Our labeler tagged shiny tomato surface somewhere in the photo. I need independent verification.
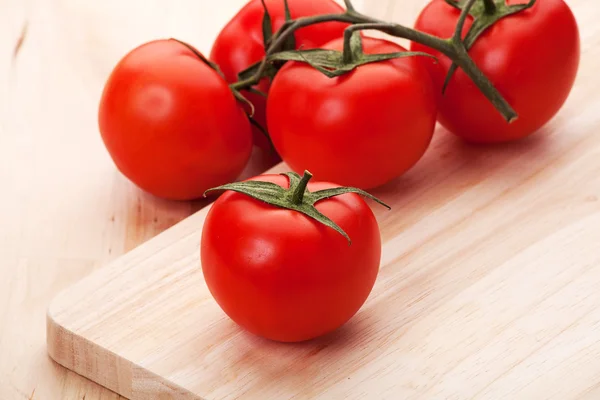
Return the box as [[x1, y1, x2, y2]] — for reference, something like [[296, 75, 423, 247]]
[[99, 39, 252, 200], [267, 37, 437, 189], [201, 174, 382, 342], [412, 0, 580, 143]]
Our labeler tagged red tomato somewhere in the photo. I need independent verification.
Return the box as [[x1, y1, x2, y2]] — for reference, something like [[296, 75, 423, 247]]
[[411, 0, 580, 143], [210, 0, 349, 166], [201, 174, 381, 342], [266, 37, 437, 190], [99, 39, 252, 200]]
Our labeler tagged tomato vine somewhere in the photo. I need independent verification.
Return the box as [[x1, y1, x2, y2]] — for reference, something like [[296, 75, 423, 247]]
[[230, 0, 537, 123]]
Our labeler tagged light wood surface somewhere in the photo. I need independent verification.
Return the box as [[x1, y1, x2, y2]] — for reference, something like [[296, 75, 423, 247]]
[[1, 0, 595, 399], [45, 1, 600, 398], [0, 0, 361, 398]]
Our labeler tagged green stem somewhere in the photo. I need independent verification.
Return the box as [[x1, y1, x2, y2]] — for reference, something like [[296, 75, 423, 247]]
[[483, 0, 497, 14], [352, 9, 515, 121], [349, 12, 455, 52], [344, 22, 432, 63], [342, 25, 371, 64], [445, 0, 517, 121], [342, 27, 354, 64], [450, 42, 517, 121], [230, 13, 356, 91], [453, 0, 475, 41], [343, 0, 356, 12], [231, 2, 518, 122], [291, 171, 313, 204]]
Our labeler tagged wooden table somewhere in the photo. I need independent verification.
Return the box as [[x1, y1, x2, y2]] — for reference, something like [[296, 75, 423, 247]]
[[0, 0, 593, 398], [0, 0, 265, 398], [0, 0, 370, 398]]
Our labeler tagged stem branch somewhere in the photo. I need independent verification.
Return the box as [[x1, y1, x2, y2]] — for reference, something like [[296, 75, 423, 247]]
[[230, 2, 518, 122], [349, 2, 517, 121], [230, 13, 356, 91], [454, 0, 476, 41], [448, 43, 517, 121], [342, 26, 355, 64], [292, 171, 313, 204]]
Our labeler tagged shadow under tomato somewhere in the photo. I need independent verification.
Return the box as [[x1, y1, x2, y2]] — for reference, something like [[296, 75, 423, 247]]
[[446, 125, 555, 159], [368, 124, 555, 210], [231, 311, 366, 349], [120, 176, 195, 251], [216, 311, 378, 390]]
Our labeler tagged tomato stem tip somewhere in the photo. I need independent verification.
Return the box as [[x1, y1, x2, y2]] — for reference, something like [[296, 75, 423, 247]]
[[291, 170, 313, 204]]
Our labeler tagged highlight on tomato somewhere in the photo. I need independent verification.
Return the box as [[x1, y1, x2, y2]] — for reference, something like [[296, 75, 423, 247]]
[[98, 39, 253, 201], [411, 0, 580, 143], [210, 0, 350, 167], [266, 35, 438, 190], [201, 170, 389, 342]]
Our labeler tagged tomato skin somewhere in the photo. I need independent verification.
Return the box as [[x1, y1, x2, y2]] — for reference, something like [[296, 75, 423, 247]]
[[411, 0, 580, 143], [98, 39, 252, 200], [201, 174, 381, 343], [266, 37, 437, 190], [210, 0, 349, 165]]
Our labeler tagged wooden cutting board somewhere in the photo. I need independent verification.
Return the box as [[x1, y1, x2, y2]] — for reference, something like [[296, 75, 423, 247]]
[[47, 14, 600, 400]]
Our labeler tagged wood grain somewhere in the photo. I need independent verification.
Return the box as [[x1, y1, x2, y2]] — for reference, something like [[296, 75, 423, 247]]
[[45, 1, 600, 398], [0, 0, 359, 398], [0, 0, 592, 398]]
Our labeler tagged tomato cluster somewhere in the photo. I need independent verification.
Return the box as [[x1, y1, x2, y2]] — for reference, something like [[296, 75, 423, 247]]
[[98, 0, 579, 342], [210, 0, 350, 165]]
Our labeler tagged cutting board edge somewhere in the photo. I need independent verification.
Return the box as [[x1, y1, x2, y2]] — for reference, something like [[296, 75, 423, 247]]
[[43, 198, 220, 399], [46, 307, 205, 400], [46, 309, 125, 396]]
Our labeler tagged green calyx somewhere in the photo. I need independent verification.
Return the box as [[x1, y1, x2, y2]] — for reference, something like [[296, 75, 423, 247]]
[[260, 0, 296, 55], [204, 171, 390, 245], [267, 31, 436, 78], [236, 0, 295, 85], [443, 0, 536, 92]]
